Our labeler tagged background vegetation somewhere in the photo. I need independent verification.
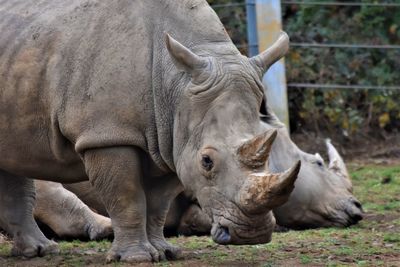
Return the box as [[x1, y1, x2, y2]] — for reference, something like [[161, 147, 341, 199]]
[[208, 0, 400, 140]]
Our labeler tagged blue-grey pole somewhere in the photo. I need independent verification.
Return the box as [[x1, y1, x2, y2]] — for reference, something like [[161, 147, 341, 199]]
[[255, 0, 290, 128], [246, 0, 259, 57]]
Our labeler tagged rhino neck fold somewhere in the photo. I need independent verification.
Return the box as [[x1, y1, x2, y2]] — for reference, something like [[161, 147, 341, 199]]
[[149, 1, 241, 174]]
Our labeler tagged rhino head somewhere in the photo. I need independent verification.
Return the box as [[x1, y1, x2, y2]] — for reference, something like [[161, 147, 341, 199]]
[[167, 32, 300, 245], [269, 124, 363, 229]]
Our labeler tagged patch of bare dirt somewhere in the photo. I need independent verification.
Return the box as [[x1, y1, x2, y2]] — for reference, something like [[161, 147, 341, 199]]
[[364, 212, 400, 233]]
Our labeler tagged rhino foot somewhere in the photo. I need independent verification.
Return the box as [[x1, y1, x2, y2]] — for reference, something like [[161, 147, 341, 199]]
[[86, 215, 113, 240], [11, 234, 59, 258], [106, 242, 160, 263], [150, 238, 182, 261]]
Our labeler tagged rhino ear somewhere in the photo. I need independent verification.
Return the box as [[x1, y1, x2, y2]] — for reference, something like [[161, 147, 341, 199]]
[[165, 33, 209, 75], [315, 153, 324, 164], [250, 31, 289, 76]]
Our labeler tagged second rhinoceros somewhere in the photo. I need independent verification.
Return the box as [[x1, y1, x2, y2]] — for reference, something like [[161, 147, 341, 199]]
[[0, 0, 300, 262]]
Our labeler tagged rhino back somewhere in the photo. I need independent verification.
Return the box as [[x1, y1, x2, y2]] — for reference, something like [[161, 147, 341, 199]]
[[0, 0, 231, 180], [0, 0, 155, 179]]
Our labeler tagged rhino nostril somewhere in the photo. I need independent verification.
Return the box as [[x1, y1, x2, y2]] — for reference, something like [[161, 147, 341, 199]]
[[353, 200, 362, 209], [352, 213, 363, 222]]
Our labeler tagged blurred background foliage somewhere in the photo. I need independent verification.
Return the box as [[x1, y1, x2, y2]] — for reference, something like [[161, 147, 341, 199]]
[[208, 0, 400, 140]]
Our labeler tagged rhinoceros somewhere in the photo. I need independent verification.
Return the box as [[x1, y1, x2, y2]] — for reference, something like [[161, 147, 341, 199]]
[[175, 118, 364, 235], [29, 116, 363, 240], [0, 0, 300, 262]]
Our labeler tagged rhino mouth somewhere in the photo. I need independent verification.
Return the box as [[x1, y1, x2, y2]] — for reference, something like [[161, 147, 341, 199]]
[[308, 205, 363, 228], [209, 209, 275, 245], [211, 223, 231, 244], [198, 188, 276, 245]]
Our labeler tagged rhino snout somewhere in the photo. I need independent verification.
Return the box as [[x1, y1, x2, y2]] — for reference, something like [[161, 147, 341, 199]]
[[211, 224, 231, 244], [344, 198, 363, 225], [210, 210, 275, 245]]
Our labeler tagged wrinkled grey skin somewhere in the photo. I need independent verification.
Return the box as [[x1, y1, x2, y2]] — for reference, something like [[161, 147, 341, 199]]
[[0, 0, 299, 262]]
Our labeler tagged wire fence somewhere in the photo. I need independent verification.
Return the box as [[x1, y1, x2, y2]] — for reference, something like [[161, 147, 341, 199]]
[[209, 1, 400, 134], [209, 1, 400, 91], [281, 1, 400, 7]]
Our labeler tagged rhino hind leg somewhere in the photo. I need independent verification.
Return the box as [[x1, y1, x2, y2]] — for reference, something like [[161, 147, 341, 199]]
[[84, 147, 159, 263], [0, 170, 59, 257], [34, 180, 112, 240], [145, 175, 183, 260]]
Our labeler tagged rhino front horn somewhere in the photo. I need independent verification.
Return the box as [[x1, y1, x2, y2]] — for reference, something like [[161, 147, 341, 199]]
[[238, 160, 301, 214], [165, 33, 209, 75], [250, 31, 289, 75], [237, 129, 277, 168]]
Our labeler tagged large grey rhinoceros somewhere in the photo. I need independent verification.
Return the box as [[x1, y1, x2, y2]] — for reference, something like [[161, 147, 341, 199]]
[[0, 0, 300, 262]]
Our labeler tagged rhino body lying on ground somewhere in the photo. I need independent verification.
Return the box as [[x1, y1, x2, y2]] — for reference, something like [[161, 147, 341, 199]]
[[0, 0, 300, 262], [31, 117, 363, 240]]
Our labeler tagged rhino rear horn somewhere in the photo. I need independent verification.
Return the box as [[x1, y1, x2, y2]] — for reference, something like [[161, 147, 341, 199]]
[[250, 31, 289, 75], [326, 139, 349, 179], [237, 130, 277, 168], [165, 33, 209, 75]]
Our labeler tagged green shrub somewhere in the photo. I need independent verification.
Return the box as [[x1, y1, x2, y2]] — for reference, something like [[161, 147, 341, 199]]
[[208, 1, 400, 137]]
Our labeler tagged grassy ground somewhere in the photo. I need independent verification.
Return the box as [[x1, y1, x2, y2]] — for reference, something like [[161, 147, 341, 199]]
[[0, 163, 399, 266]]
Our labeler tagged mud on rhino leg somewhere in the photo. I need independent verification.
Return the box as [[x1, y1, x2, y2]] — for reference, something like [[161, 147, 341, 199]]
[[34, 180, 112, 240], [145, 175, 183, 260], [0, 170, 59, 257], [84, 147, 159, 263]]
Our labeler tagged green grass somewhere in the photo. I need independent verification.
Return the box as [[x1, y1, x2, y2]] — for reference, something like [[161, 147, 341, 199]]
[[0, 163, 399, 266], [0, 242, 11, 257], [351, 165, 400, 214]]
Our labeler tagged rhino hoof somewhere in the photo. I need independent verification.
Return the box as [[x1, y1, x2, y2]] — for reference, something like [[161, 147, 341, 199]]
[[106, 242, 159, 263], [151, 239, 182, 261], [86, 216, 113, 240], [12, 239, 59, 258]]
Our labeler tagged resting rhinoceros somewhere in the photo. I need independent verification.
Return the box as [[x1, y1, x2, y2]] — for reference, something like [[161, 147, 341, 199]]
[[30, 116, 363, 240], [33, 180, 113, 240], [175, 117, 364, 235], [0, 0, 300, 262]]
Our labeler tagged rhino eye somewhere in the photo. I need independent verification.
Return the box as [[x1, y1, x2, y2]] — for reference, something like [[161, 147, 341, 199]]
[[201, 155, 214, 171], [316, 161, 323, 167]]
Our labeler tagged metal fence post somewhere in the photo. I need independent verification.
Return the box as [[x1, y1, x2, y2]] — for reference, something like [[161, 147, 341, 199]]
[[255, 0, 290, 128], [246, 0, 259, 57]]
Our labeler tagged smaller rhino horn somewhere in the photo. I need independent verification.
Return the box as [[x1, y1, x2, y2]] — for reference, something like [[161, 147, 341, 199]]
[[237, 130, 277, 168]]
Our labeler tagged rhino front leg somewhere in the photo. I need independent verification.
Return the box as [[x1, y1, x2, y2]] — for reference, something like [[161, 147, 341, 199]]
[[145, 175, 183, 260], [84, 147, 159, 263], [0, 170, 59, 257], [34, 180, 112, 240]]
